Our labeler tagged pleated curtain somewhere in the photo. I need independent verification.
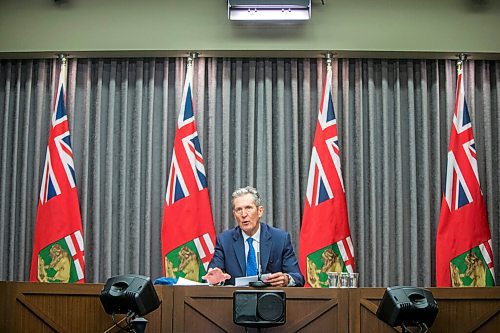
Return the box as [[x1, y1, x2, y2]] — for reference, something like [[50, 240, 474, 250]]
[[0, 57, 498, 287]]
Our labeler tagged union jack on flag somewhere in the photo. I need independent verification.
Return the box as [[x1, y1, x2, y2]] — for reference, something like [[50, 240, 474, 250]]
[[443, 70, 479, 211], [39, 79, 77, 204], [305, 68, 345, 207], [165, 67, 208, 206]]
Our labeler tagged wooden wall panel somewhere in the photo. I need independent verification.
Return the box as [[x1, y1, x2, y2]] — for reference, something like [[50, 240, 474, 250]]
[[1, 282, 499, 333], [0, 281, 172, 333], [172, 286, 349, 333]]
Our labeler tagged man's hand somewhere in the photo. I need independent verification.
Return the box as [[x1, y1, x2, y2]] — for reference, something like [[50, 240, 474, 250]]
[[202, 267, 231, 285], [263, 272, 289, 287]]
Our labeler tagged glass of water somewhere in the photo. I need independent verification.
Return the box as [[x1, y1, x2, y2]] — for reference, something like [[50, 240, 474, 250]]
[[339, 272, 349, 288], [327, 272, 340, 288], [349, 272, 359, 288]]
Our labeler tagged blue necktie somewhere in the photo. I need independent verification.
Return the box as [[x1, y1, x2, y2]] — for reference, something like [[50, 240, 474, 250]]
[[246, 238, 258, 276]]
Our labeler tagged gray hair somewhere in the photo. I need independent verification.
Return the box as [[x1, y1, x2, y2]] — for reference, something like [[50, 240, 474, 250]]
[[231, 186, 262, 209]]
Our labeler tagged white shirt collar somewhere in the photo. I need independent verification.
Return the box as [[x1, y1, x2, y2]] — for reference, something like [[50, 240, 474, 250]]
[[242, 223, 261, 244]]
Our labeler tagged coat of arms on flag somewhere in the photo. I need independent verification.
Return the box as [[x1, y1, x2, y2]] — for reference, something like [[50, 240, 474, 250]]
[[37, 231, 85, 283], [164, 233, 214, 281], [305, 237, 355, 288], [299, 57, 356, 288], [161, 55, 216, 282], [436, 58, 495, 287], [30, 57, 86, 283], [449, 240, 495, 287]]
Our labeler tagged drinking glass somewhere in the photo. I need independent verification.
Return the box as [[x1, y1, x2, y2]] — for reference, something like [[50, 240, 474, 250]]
[[349, 272, 359, 288], [327, 272, 339, 288], [339, 272, 349, 288]]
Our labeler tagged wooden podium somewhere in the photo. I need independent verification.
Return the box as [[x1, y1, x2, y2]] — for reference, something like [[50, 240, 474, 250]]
[[1, 282, 499, 332]]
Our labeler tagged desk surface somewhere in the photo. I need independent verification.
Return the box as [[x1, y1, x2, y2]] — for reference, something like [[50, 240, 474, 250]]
[[1, 282, 499, 333]]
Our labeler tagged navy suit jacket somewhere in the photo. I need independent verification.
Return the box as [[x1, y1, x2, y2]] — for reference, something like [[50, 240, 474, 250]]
[[208, 222, 304, 286]]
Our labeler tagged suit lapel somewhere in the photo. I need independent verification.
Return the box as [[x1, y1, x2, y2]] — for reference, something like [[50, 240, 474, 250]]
[[260, 223, 272, 273], [232, 228, 245, 275]]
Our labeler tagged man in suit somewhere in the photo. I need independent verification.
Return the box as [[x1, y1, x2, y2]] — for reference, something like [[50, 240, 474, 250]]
[[205, 186, 304, 287]]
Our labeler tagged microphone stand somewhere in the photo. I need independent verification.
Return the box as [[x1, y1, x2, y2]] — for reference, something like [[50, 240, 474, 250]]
[[249, 249, 269, 288]]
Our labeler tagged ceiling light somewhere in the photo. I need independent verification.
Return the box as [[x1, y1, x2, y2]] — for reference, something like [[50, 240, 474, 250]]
[[228, 0, 311, 21]]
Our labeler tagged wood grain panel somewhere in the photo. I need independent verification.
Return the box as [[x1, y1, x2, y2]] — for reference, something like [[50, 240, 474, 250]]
[[172, 286, 349, 333], [0, 281, 171, 333], [2, 283, 499, 333]]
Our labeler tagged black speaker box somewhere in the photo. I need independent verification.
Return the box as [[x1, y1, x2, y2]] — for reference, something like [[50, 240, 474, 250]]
[[376, 286, 438, 328], [233, 290, 286, 328], [100, 274, 160, 317]]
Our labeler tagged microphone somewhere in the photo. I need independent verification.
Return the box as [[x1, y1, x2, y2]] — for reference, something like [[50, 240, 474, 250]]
[[249, 249, 269, 288], [257, 249, 262, 278]]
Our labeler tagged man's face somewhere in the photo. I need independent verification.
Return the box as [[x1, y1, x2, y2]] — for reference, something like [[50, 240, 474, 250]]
[[233, 193, 264, 237]]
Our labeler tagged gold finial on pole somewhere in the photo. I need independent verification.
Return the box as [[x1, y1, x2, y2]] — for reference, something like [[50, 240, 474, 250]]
[[188, 52, 199, 67], [456, 53, 468, 71], [57, 53, 68, 66], [325, 52, 334, 69]]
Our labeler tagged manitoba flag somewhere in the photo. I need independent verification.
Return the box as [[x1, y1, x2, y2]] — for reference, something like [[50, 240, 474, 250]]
[[436, 64, 495, 287], [30, 59, 85, 283], [161, 60, 216, 282], [299, 64, 355, 288]]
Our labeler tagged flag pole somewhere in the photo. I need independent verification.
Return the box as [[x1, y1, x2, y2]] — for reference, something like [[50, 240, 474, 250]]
[[56, 53, 68, 88], [57, 53, 68, 65], [188, 52, 199, 68], [456, 53, 468, 71], [324, 51, 333, 70], [324, 52, 334, 94], [186, 52, 198, 87]]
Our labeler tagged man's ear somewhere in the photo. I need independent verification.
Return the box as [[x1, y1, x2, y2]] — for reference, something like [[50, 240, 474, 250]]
[[258, 205, 264, 217]]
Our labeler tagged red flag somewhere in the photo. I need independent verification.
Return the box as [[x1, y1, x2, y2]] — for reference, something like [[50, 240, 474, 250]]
[[30, 60, 85, 283], [161, 62, 216, 282], [436, 64, 495, 287], [299, 65, 355, 288]]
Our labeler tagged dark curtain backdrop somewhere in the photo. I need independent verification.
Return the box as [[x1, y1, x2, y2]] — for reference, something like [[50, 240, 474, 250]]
[[0, 57, 498, 287]]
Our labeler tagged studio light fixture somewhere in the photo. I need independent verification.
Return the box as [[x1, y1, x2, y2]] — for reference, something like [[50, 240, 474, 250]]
[[100, 274, 161, 333], [228, 0, 311, 21], [376, 286, 439, 333]]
